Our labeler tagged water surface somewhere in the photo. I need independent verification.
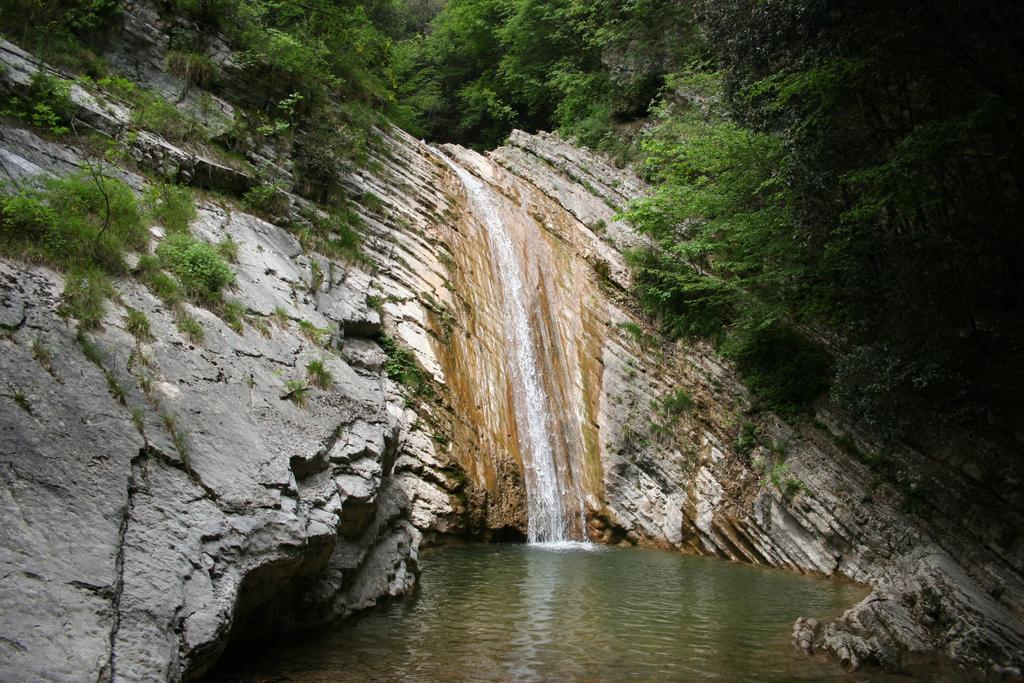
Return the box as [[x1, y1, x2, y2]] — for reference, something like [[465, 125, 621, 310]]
[[213, 544, 968, 682]]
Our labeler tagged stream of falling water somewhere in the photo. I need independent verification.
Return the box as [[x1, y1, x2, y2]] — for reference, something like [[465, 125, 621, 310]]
[[436, 149, 585, 544]]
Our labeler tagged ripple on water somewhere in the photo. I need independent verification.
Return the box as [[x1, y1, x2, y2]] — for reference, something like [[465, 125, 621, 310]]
[[210, 544, 974, 683]]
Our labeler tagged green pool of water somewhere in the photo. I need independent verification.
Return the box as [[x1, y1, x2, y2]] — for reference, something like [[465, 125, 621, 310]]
[[212, 543, 965, 682]]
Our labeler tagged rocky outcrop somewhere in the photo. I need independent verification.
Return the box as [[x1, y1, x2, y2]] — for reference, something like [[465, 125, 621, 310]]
[[1, 24, 460, 679]]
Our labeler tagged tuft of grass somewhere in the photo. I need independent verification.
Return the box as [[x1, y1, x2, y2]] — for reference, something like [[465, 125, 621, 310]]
[[221, 299, 246, 334], [165, 50, 217, 88], [216, 237, 239, 263], [130, 406, 145, 435], [139, 374, 159, 408], [145, 183, 196, 234], [308, 258, 323, 292], [175, 311, 205, 344], [617, 321, 648, 346], [654, 389, 694, 417], [282, 378, 310, 407], [249, 315, 272, 338], [31, 337, 54, 375], [161, 412, 190, 467], [75, 329, 104, 366], [104, 370, 126, 405], [123, 306, 153, 344], [127, 347, 154, 370], [272, 306, 290, 328], [298, 319, 329, 346], [305, 358, 333, 390], [58, 268, 112, 330], [294, 206, 364, 263], [7, 389, 32, 414]]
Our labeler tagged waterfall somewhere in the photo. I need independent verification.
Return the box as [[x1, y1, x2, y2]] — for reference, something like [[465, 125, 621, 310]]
[[436, 150, 585, 544]]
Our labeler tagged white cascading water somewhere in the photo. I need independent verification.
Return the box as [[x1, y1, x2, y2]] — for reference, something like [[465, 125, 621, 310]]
[[437, 150, 582, 544]]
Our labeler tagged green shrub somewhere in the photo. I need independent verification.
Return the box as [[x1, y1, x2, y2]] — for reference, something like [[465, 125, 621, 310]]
[[242, 184, 289, 218], [175, 311, 205, 344], [1, 171, 146, 275], [380, 335, 431, 398], [735, 420, 760, 457], [625, 248, 738, 340], [723, 321, 830, 416], [654, 389, 694, 418], [768, 462, 805, 500], [145, 183, 196, 234], [157, 233, 234, 303], [165, 50, 217, 88], [305, 358, 332, 390], [131, 92, 206, 143], [57, 267, 111, 330], [124, 306, 153, 343], [1, 71, 76, 135]]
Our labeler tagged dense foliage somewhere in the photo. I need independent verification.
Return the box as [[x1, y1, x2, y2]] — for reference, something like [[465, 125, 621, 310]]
[[394, 0, 697, 147]]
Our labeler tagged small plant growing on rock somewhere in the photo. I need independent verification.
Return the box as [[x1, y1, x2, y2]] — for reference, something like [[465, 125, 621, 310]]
[[165, 50, 217, 88], [31, 337, 54, 375], [767, 462, 805, 501], [305, 359, 332, 390], [242, 183, 289, 218], [272, 306, 290, 328], [124, 306, 153, 344], [217, 237, 239, 263], [130, 406, 145, 435], [6, 389, 32, 414], [249, 315, 272, 338], [58, 268, 112, 331], [105, 370, 126, 405], [379, 335, 432, 399], [298, 320, 328, 346], [161, 412, 190, 468], [735, 420, 760, 457], [175, 312, 205, 344], [308, 258, 323, 292], [282, 379, 310, 407], [221, 299, 246, 335]]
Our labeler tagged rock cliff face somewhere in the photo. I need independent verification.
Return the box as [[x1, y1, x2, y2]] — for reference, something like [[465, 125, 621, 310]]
[[1, 3, 1023, 680]]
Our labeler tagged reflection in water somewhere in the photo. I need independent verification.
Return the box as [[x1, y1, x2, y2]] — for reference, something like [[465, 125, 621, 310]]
[[210, 544, 968, 682]]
